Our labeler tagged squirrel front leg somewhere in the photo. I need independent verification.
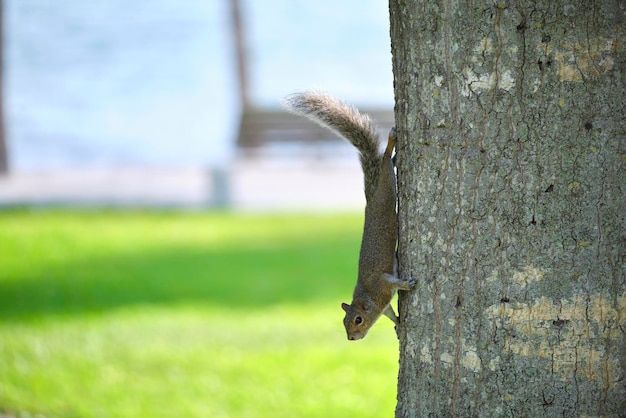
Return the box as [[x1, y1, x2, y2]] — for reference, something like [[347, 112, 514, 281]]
[[381, 274, 418, 324], [383, 304, 400, 325]]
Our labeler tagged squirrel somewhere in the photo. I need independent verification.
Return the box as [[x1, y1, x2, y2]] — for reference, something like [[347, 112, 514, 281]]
[[284, 91, 416, 340]]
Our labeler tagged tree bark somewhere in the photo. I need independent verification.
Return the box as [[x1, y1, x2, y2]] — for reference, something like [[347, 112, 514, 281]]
[[390, 1, 625, 416]]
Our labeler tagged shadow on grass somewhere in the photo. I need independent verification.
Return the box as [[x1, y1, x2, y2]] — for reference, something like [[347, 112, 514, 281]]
[[0, 240, 358, 320]]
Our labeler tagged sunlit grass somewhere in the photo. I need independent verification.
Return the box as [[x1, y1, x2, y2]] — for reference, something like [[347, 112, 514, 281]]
[[0, 210, 399, 417]]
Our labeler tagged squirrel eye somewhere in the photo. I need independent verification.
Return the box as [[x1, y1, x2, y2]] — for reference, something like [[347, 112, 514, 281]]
[[355, 316, 362, 325]]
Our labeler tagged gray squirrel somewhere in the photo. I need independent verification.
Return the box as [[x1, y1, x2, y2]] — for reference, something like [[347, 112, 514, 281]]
[[284, 91, 416, 340]]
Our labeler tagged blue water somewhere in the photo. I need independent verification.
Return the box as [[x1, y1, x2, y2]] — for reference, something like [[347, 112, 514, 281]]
[[6, 0, 392, 169]]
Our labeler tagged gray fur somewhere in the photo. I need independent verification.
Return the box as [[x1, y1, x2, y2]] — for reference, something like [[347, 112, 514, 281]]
[[284, 91, 382, 201]]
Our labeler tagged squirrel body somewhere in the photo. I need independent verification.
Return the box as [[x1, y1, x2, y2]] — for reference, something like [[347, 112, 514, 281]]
[[284, 91, 416, 340]]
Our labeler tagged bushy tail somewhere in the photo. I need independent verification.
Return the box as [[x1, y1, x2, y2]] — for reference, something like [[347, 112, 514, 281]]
[[284, 91, 382, 201]]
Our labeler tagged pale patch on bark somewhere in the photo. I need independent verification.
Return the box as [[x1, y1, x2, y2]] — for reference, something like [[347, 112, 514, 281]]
[[471, 37, 493, 59], [487, 266, 545, 288], [536, 37, 618, 82], [460, 349, 481, 373], [461, 36, 517, 96], [486, 293, 626, 389], [512, 266, 545, 288], [462, 68, 516, 97], [420, 337, 481, 373]]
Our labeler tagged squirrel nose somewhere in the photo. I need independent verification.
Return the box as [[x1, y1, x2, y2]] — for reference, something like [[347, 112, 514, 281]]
[[348, 335, 355, 340]]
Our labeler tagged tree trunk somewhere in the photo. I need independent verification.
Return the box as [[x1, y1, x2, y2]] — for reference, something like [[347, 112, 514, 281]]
[[390, 1, 625, 416]]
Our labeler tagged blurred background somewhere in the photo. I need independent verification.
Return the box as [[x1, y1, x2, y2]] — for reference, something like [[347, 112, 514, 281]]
[[0, 2, 402, 417], [0, 0, 394, 210]]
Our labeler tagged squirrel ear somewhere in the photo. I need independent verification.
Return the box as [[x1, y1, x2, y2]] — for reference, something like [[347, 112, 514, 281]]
[[341, 302, 350, 312]]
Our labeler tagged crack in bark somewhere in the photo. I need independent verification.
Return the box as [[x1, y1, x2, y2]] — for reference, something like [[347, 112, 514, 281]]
[[450, 156, 466, 417]]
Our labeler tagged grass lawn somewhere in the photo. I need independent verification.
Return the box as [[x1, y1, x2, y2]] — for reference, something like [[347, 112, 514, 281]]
[[0, 210, 400, 417]]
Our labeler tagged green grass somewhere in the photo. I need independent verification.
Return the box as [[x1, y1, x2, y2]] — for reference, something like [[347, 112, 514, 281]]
[[0, 210, 400, 417]]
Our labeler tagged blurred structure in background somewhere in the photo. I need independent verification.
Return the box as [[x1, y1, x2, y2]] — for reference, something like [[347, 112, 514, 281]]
[[233, 105, 393, 211], [0, 0, 8, 176], [0, 0, 392, 210], [230, 0, 393, 211]]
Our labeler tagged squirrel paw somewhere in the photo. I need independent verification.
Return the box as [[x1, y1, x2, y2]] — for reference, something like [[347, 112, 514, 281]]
[[405, 277, 417, 289]]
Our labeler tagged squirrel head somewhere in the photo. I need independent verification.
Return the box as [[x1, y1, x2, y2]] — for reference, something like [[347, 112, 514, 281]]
[[341, 299, 377, 340]]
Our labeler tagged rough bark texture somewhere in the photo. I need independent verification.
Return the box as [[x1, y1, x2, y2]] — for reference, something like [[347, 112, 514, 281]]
[[390, 1, 625, 416]]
